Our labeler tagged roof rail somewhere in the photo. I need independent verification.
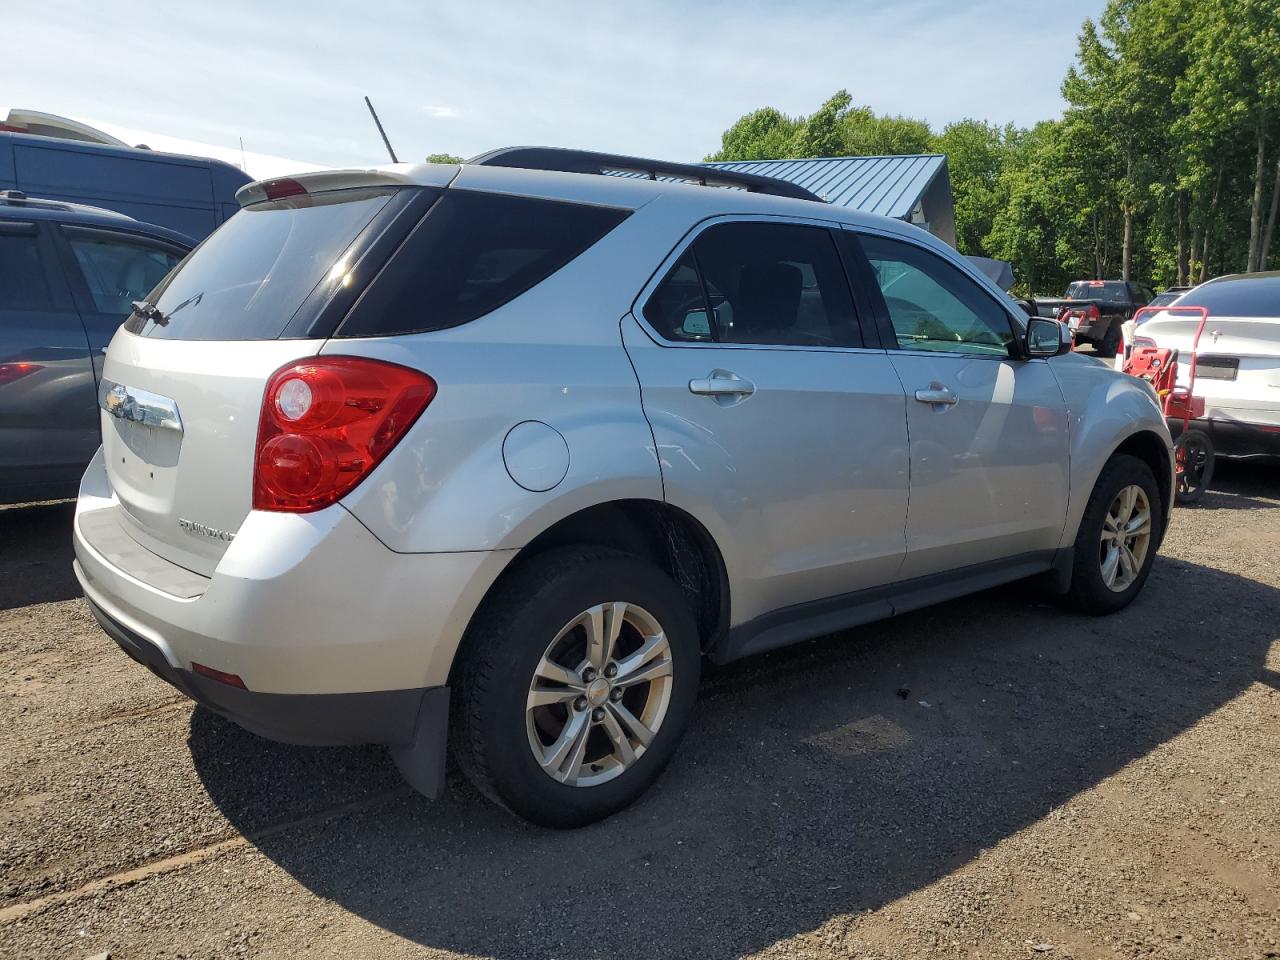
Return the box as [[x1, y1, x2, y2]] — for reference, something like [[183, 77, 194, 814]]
[[0, 190, 72, 211], [468, 146, 826, 203]]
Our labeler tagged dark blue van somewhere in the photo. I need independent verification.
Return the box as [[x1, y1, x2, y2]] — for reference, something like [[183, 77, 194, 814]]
[[0, 131, 251, 242]]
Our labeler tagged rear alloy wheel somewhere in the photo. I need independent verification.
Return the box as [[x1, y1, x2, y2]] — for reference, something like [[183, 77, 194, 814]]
[[526, 602, 674, 786], [453, 546, 699, 827]]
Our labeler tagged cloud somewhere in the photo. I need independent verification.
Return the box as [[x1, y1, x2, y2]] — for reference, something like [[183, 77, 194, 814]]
[[421, 105, 458, 119]]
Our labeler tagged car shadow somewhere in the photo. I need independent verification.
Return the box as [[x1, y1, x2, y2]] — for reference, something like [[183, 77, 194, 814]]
[[0, 501, 81, 610], [1196, 459, 1278, 511], [190, 554, 1278, 960]]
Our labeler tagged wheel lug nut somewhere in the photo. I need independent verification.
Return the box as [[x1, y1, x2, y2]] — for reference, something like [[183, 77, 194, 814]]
[[582, 667, 597, 682], [574, 696, 588, 711], [592, 707, 605, 722], [610, 687, 624, 701]]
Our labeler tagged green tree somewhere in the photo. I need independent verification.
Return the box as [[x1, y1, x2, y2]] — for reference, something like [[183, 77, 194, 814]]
[[1179, 0, 1280, 272], [705, 107, 801, 161], [426, 152, 465, 164], [931, 119, 1005, 256]]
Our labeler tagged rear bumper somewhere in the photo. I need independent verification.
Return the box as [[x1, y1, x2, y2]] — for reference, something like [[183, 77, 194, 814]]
[[85, 594, 451, 796], [73, 449, 512, 698], [1170, 417, 1280, 460], [85, 593, 442, 747]]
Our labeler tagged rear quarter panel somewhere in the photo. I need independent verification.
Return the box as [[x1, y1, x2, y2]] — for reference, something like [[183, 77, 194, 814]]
[[1049, 352, 1174, 547], [332, 205, 684, 554]]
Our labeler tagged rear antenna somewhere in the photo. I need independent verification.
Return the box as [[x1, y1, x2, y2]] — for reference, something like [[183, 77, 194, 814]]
[[364, 96, 399, 163]]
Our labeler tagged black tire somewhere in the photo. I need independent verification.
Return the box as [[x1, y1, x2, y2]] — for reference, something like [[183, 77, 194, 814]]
[[1098, 322, 1122, 358], [1174, 429, 1214, 505], [451, 546, 700, 828], [1062, 454, 1163, 615]]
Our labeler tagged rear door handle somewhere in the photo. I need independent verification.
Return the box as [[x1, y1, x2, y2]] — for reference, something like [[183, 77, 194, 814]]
[[913, 383, 958, 406], [689, 370, 755, 398]]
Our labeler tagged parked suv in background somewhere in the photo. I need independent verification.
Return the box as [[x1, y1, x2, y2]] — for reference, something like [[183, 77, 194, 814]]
[[73, 149, 1174, 827], [1, 191, 191, 503]]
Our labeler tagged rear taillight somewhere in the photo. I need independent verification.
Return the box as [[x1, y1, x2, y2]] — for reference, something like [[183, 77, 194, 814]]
[[1085, 303, 1101, 320], [253, 357, 436, 512]]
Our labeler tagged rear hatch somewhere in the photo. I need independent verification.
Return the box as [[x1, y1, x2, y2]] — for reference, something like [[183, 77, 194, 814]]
[[1141, 315, 1280, 415], [98, 172, 447, 576]]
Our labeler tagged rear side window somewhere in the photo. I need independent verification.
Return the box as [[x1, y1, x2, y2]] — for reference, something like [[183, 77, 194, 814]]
[[63, 228, 185, 316], [0, 229, 52, 311], [338, 191, 630, 337], [1175, 276, 1280, 317], [126, 187, 396, 340], [644, 221, 861, 348]]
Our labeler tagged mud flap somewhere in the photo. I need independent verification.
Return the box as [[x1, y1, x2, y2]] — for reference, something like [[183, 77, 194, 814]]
[[389, 686, 451, 799]]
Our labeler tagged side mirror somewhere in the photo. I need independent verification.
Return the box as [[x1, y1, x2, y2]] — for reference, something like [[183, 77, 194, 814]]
[[1026, 316, 1071, 357], [680, 309, 713, 339]]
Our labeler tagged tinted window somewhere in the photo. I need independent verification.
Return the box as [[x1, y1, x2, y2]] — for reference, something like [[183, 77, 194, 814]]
[[1066, 280, 1130, 303], [645, 222, 860, 347], [0, 230, 52, 311], [643, 250, 717, 342], [127, 187, 397, 340], [64, 228, 184, 316], [339, 191, 630, 337], [1175, 276, 1280, 317], [857, 234, 1014, 356]]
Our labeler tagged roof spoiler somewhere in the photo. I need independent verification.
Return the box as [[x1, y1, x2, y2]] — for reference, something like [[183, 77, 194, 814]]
[[468, 146, 826, 203], [235, 165, 458, 207]]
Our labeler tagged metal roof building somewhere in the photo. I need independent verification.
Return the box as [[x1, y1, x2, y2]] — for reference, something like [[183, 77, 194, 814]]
[[701, 154, 955, 247]]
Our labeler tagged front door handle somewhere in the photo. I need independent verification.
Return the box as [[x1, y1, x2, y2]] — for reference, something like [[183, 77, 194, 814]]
[[914, 382, 958, 406], [689, 370, 755, 399]]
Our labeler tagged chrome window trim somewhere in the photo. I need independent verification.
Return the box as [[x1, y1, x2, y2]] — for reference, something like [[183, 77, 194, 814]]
[[630, 213, 885, 355]]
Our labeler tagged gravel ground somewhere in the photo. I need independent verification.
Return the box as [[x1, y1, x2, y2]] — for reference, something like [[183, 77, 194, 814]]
[[1, 462, 1277, 960]]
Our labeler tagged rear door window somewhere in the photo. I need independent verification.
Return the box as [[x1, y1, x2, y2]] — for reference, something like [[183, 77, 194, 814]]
[[643, 221, 862, 348], [62, 227, 185, 317], [338, 190, 630, 337], [126, 187, 399, 340]]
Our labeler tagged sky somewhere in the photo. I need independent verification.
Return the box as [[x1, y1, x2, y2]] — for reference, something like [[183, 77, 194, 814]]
[[6, 0, 1102, 171]]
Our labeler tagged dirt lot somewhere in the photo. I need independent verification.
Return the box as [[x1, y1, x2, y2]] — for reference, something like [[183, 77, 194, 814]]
[[1, 464, 1278, 960]]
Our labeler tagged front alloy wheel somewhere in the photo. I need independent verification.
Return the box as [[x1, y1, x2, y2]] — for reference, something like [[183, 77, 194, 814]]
[[1099, 484, 1152, 592], [527, 602, 673, 787]]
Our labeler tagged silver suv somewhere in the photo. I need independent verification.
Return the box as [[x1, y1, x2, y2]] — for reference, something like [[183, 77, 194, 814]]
[[73, 148, 1174, 827]]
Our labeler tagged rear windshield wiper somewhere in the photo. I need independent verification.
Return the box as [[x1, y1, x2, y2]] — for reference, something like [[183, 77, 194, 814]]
[[131, 299, 169, 326], [131, 292, 202, 328]]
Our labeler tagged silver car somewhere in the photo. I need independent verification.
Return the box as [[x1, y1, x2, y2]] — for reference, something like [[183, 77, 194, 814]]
[[72, 148, 1174, 827]]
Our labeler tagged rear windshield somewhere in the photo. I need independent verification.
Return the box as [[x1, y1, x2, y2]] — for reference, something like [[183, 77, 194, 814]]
[[1066, 281, 1129, 303], [336, 190, 630, 337], [125, 187, 396, 340], [1174, 276, 1280, 318]]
